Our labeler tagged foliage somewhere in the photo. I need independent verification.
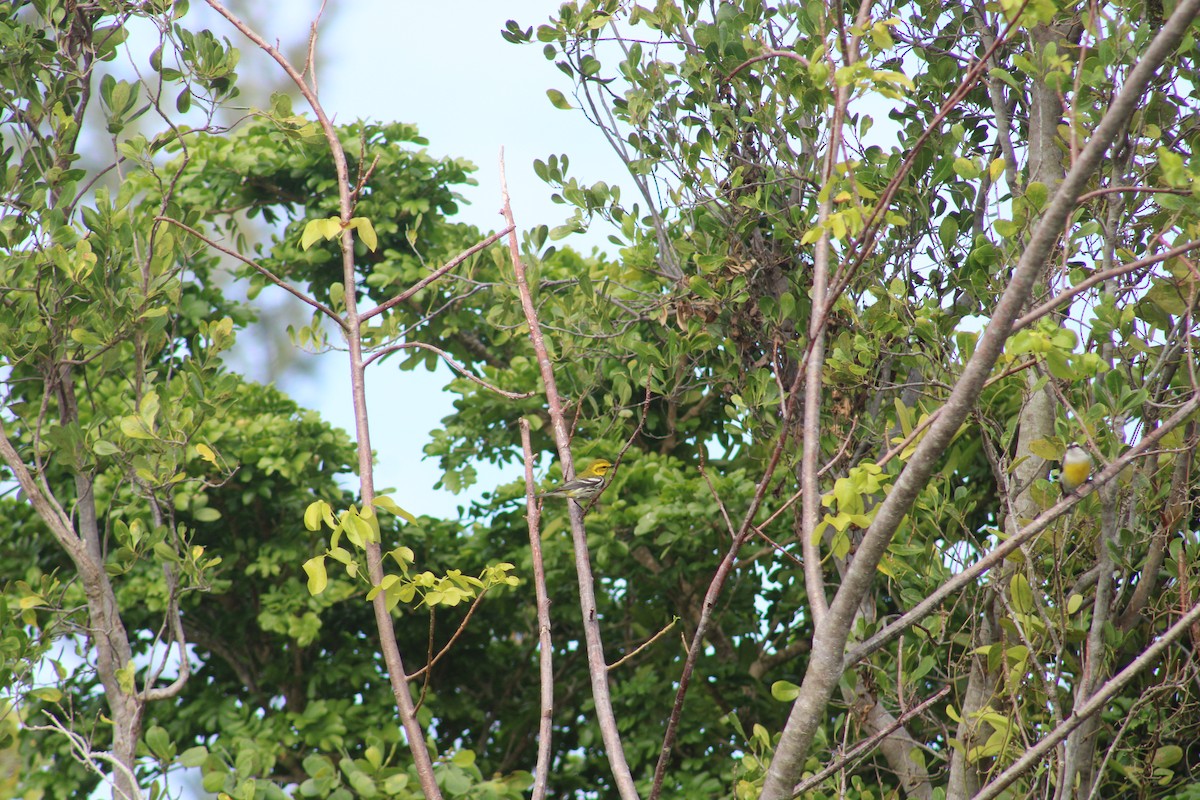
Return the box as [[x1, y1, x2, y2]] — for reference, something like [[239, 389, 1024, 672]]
[[3, 0, 1200, 799], [0, 2, 511, 798], [480, 0, 1200, 796]]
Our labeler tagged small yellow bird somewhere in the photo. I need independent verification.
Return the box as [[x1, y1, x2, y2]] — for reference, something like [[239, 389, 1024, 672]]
[[536, 459, 613, 502], [1060, 443, 1094, 494]]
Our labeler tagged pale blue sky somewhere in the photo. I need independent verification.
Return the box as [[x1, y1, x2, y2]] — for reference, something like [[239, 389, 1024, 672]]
[[276, 1, 629, 517]]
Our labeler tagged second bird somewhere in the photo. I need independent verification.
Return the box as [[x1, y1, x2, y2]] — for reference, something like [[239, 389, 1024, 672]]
[[1060, 444, 1094, 494]]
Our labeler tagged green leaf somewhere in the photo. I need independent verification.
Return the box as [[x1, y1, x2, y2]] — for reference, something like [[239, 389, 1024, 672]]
[[180, 746, 209, 768], [938, 216, 958, 252], [382, 774, 410, 793], [373, 495, 417, 524], [771, 680, 800, 702], [1044, 349, 1072, 380], [303, 556, 328, 595], [145, 725, 174, 760], [349, 217, 378, 251], [1009, 573, 1034, 614], [546, 88, 573, 110], [192, 507, 221, 522], [1024, 181, 1048, 210], [120, 416, 155, 440], [1154, 745, 1183, 768]]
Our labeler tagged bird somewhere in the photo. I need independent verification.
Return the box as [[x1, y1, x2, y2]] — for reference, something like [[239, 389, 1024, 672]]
[[1060, 443, 1094, 494], [535, 458, 613, 503]]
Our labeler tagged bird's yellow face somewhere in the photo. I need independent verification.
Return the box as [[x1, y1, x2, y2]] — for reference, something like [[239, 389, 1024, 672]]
[[582, 458, 613, 478]]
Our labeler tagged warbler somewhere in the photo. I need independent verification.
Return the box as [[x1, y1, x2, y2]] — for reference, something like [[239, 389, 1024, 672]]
[[1060, 443, 1094, 494], [536, 458, 613, 502]]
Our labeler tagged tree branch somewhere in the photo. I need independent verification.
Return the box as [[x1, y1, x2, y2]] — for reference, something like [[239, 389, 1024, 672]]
[[758, 2, 1200, 793], [500, 151, 640, 800], [976, 599, 1200, 800], [156, 216, 347, 331]]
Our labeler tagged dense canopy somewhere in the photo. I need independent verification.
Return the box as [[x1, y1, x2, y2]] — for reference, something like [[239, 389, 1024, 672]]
[[2, 1, 1200, 799]]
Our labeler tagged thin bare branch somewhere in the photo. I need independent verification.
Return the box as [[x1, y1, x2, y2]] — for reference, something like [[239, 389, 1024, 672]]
[[362, 341, 535, 399], [156, 216, 347, 331], [1014, 238, 1200, 331], [976, 599, 1200, 800], [500, 150, 640, 800], [844, 390, 1200, 668], [608, 618, 679, 671], [519, 419, 555, 800], [406, 588, 492, 680], [791, 686, 951, 796], [361, 226, 513, 321]]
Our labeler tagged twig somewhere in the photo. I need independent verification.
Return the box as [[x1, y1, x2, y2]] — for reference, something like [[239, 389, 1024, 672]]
[[362, 341, 535, 399], [975, 599, 1200, 800], [1013, 238, 1200, 331], [361, 226, 513, 321], [414, 608, 436, 712], [697, 446, 737, 539], [1074, 185, 1189, 204], [500, 150, 640, 800], [302, 0, 328, 89], [790, 686, 950, 796], [406, 588, 492, 681], [28, 713, 144, 800], [156, 216, 347, 331], [608, 618, 678, 671], [726, 48, 811, 80], [519, 419, 555, 800]]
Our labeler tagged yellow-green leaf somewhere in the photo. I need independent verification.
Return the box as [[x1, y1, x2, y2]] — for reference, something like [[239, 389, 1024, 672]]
[[953, 157, 980, 179], [303, 556, 328, 595], [373, 495, 418, 524], [350, 217, 378, 251], [31, 687, 63, 703], [1067, 593, 1084, 615], [120, 416, 155, 440], [303, 501, 326, 532], [388, 546, 415, 568], [18, 593, 44, 610], [771, 680, 800, 701], [297, 220, 321, 251], [546, 88, 572, 110], [301, 217, 339, 250]]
